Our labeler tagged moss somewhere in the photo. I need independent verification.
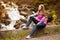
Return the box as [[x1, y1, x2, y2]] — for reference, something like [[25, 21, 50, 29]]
[[1, 31, 30, 40], [0, 31, 29, 40], [0, 37, 2, 40]]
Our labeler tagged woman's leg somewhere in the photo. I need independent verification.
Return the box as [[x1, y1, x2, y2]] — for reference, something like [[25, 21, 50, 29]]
[[26, 16, 38, 27], [30, 23, 46, 36]]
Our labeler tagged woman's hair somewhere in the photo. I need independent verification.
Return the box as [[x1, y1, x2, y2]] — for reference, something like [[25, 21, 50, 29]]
[[38, 4, 47, 16], [38, 4, 45, 11]]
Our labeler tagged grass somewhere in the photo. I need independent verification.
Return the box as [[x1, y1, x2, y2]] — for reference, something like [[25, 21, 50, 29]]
[[0, 30, 30, 40]]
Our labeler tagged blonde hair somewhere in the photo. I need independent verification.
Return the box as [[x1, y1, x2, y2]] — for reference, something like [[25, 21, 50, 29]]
[[38, 4, 45, 11], [38, 4, 47, 16]]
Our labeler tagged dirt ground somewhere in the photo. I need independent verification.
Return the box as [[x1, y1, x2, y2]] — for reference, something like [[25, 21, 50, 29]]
[[16, 33, 60, 40]]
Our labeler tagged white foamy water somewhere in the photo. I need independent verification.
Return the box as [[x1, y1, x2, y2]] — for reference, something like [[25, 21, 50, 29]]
[[0, 2, 25, 30]]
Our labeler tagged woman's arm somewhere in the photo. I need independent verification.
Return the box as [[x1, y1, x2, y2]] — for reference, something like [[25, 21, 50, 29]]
[[37, 16, 46, 24], [27, 12, 38, 21], [29, 11, 38, 17]]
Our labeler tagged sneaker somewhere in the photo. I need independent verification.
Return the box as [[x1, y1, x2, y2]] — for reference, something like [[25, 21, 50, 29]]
[[22, 25, 29, 30], [20, 23, 26, 28], [26, 35, 31, 39]]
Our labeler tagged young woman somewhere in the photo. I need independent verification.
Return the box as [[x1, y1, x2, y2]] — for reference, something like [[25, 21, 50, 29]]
[[22, 4, 48, 39]]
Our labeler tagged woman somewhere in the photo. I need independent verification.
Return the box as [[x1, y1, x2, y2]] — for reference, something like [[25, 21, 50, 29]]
[[22, 4, 48, 39]]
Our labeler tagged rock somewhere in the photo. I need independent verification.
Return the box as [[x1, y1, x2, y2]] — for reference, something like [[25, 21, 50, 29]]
[[14, 20, 24, 29], [0, 24, 2, 29], [14, 18, 27, 29], [20, 11, 28, 16], [1, 19, 11, 26], [20, 19, 27, 23]]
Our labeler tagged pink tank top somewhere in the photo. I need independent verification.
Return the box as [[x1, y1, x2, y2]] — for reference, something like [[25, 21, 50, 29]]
[[37, 14, 47, 24]]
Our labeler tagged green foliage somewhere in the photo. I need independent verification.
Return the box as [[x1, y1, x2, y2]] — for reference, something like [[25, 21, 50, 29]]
[[47, 9, 59, 24], [52, 10, 57, 20]]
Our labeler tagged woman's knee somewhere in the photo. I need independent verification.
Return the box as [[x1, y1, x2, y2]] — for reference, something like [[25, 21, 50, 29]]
[[30, 16, 34, 19], [36, 23, 40, 26]]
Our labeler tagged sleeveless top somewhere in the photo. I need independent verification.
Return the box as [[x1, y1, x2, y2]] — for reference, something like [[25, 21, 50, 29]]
[[37, 14, 47, 24]]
